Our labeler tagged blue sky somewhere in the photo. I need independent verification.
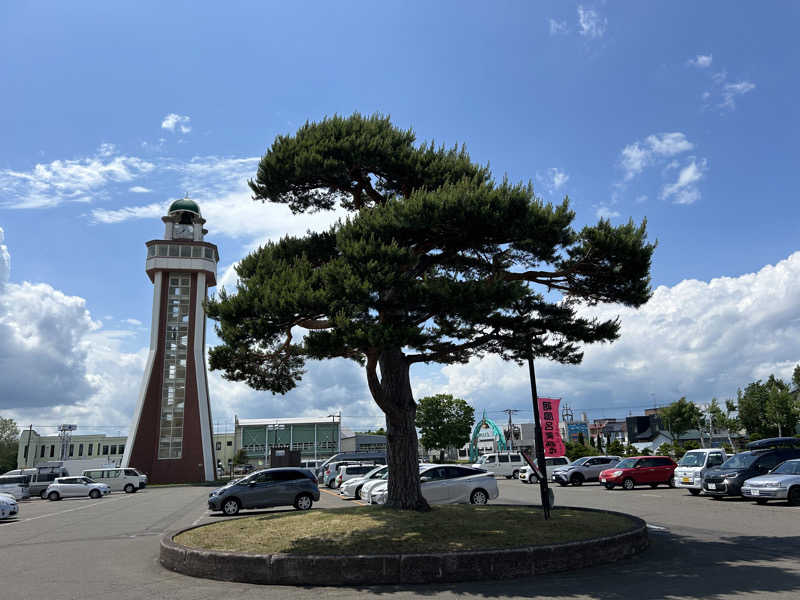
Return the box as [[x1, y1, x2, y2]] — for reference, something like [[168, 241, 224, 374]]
[[1, 2, 799, 436]]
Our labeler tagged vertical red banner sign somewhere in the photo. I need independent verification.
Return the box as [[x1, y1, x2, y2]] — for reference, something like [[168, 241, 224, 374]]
[[537, 397, 565, 457]]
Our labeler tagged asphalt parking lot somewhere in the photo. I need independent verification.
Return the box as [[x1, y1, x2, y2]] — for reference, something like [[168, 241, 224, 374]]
[[1, 480, 799, 599]]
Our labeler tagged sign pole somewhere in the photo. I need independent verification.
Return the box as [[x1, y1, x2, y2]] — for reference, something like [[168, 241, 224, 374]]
[[527, 344, 552, 520]]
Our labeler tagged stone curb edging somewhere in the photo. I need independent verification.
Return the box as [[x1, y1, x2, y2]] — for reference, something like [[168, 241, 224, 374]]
[[160, 508, 648, 586]]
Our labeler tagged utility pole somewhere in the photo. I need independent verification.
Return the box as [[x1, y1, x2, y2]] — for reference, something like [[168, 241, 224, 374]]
[[24, 424, 33, 467], [501, 409, 520, 452]]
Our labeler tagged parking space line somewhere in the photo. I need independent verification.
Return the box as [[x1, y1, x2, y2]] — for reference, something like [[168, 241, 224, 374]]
[[0, 495, 128, 526], [320, 487, 367, 506]]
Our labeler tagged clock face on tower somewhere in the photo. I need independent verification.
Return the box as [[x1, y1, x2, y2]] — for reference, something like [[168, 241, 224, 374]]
[[174, 224, 194, 239]]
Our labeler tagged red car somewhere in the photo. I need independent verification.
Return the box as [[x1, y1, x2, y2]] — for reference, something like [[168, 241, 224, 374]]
[[599, 456, 677, 490]]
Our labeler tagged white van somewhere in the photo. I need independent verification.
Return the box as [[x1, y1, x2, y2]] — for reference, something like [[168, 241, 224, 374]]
[[82, 468, 144, 493], [472, 453, 525, 478], [674, 448, 727, 495], [0, 475, 31, 500]]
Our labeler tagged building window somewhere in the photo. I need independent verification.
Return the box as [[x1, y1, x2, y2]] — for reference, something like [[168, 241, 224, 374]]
[[69, 444, 74, 457], [204, 248, 212, 259], [157, 245, 167, 257], [168, 245, 179, 257], [40, 446, 45, 458], [118, 444, 124, 454], [110, 445, 117, 455], [180, 245, 191, 257], [215, 441, 221, 451], [159, 272, 190, 460], [226, 440, 232, 447], [148, 246, 156, 257], [191, 246, 202, 258], [103, 445, 109, 455], [88, 443, 93, 456], [78, 444, 84, 457], [50, 445, 55, 457]]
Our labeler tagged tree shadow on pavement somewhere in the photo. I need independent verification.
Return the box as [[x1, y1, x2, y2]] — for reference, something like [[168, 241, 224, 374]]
[[349, 530, 800, 599]]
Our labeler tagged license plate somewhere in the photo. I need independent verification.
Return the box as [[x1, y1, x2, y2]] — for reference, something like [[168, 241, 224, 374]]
[[707, 483, 716, 490], [751, 489, 759, 496], [681, 477, 691, 483], [600, 477, 606, 482]]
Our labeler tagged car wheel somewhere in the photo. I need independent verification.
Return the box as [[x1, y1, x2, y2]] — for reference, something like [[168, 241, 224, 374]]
[[622, 478, 635, 491], [222, 498, 241, 516], [668, 477, 676, 488], [354, 485, 363, 498], [124, 483, 136, 494], [604, 484, 615, 490], [48, 491, 60, 501], [294, 493, 313, 510], [512, 470, 520, 479], [89, 489, 101, 499], [788, 486, 800, 507], [40, 490, 48, 500], [470, 489, 489, 504], [570, 474, 584, 486], [689, 489, 701, 496], [755, 499, 768, 505]]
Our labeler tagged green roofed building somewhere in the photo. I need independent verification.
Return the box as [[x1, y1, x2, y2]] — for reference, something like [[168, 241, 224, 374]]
[[235, 416, 343, 466]]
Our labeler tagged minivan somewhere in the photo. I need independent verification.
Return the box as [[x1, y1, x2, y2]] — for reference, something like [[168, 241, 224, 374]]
[[471, 453, 525, 478], [82, 468, 144, 493], [0, 475, 31, 500], [674, 448, 727, 495]]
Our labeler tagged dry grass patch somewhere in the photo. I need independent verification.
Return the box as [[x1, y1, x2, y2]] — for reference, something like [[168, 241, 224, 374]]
[[176, 506, 635, 556]]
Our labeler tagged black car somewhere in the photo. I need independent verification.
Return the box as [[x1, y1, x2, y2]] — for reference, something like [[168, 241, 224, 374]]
[[702, 438, 800, 499]]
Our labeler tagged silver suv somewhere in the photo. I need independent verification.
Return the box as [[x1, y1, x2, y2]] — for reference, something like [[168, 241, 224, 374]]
[[552, 456, 621, 486]]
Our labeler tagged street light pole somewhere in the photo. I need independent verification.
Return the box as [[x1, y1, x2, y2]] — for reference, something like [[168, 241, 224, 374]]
[[527, 343, 552, 520]]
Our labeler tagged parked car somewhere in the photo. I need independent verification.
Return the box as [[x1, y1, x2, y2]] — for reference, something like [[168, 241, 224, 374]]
[[334, 464, 380, 490], [674, 448, 727, 496], [552, 456, 621, 486], [4, 462, 69, 499], [0, 474, 32, 500], [702, 438, 800, 499], [359, 470, 391, 501], [339, 465, 388, 498], [519, 456, 571, 483], [0, 493, 19, 519], [45, 477, 111, 501], [599, 456, 677, 490], [315, 451, 386, 483], [472, 453, 525, 478], [207, 467, 320, 516], [370, 465, 499, 505], [741, 458, 800, 506], [81, 468, 145, 493]]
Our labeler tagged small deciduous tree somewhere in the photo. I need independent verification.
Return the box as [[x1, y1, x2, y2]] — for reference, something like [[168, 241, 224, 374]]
[[607, 439, 625, 456], [207, 114, 654, 510], [415, 394, 474, 463], [660, 397, 704, 441], [0, 417, 20, 473]]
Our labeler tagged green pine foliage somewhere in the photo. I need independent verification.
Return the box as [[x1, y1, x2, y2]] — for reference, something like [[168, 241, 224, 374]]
[[207, 113, 655, 509]]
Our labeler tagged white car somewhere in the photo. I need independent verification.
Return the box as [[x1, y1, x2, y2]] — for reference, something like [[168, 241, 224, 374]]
[[339, 465, 388, 498], [519, 456, 571, 483], [44, 477, 111, 501], [741, 458, 800, 506], [370, 464, 499, 505], [674, 449, 727, 495], [0, 493, 19, 519], [359, 471, 390, 501], [471, 453, 525, 478]]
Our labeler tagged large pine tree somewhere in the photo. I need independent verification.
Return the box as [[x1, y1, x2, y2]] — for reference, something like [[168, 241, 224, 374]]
[[207, 114, 655, 510]]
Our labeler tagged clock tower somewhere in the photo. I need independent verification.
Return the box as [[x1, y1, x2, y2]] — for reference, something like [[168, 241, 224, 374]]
[[122, 197, 217, 483]]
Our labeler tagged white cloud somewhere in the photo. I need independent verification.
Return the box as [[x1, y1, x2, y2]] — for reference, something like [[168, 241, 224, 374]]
[[688, 54, 713, 68], [128, 186, 151, 193], [620, 133, 695, 181], [538, 167, 569, 193], [124, 318, 142, 326], [91, 202, 164, 224], [0, 147, 154, 209], [595, 205, 620, 219], [577, 6, 606, 39], [720, 80, 756, 110], [0, 227, 9, 284], [661, 158, 707, 205], [161, 113, 192, 134], [549, 19, 568, 35], [416, 252, 800, 419]]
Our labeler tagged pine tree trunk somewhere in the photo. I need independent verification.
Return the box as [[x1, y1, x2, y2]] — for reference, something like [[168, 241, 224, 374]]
[[371, 347, 430, 511]]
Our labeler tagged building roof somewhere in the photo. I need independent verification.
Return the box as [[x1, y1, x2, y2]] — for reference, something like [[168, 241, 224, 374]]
[[237, 417, 339, 427], [168, 197, 201, 216]]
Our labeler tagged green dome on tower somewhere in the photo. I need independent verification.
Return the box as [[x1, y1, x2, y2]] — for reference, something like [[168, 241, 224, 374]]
[[168, 197, 201, 216]]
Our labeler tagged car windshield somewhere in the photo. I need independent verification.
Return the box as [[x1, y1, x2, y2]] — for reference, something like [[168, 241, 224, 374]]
[[476, 456, 488, 464], [614, 458, 637, 469], [678, 453, 705, 467], [570, 457, 590, 467], [771, 461, 800, 475], [721, 453, 758, 469]]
